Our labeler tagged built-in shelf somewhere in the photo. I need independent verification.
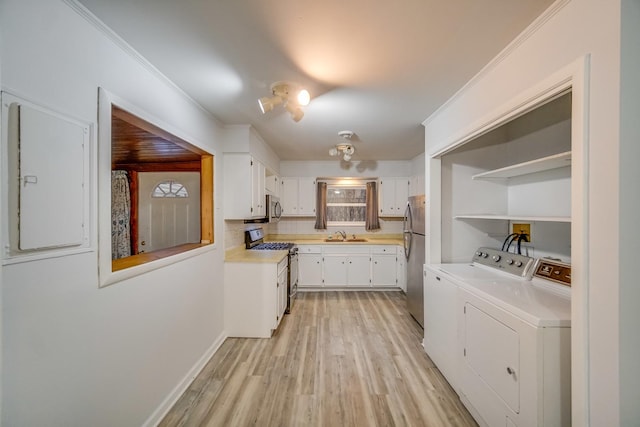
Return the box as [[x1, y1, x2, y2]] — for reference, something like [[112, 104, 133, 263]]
[[472, 151, 571, 180], [455, 214, 571, 223]]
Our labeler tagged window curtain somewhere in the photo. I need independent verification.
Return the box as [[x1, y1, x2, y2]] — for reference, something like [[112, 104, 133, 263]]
[[365, 181, 381, 231], [314, 181, 327, 230], [111, 170, 131, 260]]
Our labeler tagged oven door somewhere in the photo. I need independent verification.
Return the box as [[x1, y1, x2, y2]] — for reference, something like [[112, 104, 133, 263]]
[[286, 249, 298, 313]]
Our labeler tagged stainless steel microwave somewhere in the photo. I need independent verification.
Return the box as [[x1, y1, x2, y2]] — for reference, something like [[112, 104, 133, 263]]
[[266, 195, 282, 223]]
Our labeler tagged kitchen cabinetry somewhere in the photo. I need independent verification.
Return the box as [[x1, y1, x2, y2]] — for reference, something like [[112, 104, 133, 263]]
[[298, 245, 323, 288], [281, 177, 316, 216], [224, 255, 288, 338], [277, 259, 288, 321], [371, 246, 397, 287], [323, 246, 371, 287], [423, 267, 459, 390], [296, 244, 404, 289], [265, 171, 280, 196], [457, 287, 571, 427], [378, 177, 409, 216], [396, 247, 407, 291], [223, 153, 266, 219]]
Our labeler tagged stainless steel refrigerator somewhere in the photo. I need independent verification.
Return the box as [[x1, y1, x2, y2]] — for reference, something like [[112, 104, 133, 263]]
[[404, 195, 426, 327]]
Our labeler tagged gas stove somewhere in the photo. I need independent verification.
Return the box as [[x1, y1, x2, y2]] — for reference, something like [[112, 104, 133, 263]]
[[245, 228, 295, 251], [250, 241, 295, 250]]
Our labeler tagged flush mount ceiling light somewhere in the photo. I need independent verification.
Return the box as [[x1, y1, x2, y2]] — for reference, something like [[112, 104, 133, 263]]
[[258, 81, 310, 122], [329, 130, 356, 161]]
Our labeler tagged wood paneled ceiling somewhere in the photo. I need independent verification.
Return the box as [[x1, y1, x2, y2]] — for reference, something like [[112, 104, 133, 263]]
[[111, 106, 205, 170]]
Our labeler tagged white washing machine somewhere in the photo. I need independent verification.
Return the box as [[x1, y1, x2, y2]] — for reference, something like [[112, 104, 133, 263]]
[[424, 247, 571, 427]]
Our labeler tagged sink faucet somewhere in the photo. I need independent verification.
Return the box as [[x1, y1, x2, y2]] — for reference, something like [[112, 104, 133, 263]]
[[335, 230, 347, 240]]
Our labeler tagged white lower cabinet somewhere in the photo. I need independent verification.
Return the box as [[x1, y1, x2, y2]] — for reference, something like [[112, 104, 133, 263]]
[[299, 253, 323, 287], [224, 256, 288, 338], [297, 244, 404, 289], [323, 254, 371, 287], [396, 247, 407, 291], [372, 254, 396, 287]]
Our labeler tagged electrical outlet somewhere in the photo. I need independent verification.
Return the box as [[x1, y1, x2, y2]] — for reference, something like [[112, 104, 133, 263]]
[[512, 223, 532, 242]]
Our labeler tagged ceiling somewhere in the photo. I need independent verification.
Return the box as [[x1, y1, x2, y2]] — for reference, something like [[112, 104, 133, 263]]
[[77, 0, 554, 162]]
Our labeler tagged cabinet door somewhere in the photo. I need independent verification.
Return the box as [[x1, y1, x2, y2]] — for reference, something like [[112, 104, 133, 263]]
[[299, 253, 323, 287], [251, 159, 265, 218], [223, 154, 252, 219], [379, 178, 409, 216], [347, 254, 371, 287], [378, 179, 395, 216], [323, 255, 348, 286], [281, 178, 298, 216], [277, 267, 287, 323], [297, 177, 316, 216], [372, 254, 397, 287], [394, 178, 409, 214], [396, 247, 407, 291]]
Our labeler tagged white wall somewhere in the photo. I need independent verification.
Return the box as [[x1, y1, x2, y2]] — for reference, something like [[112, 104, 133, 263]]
[[409, 152, 426, 196], [280, 159, 410, 177], [222, 125, 281, 174], [423, 0, 632, 424], [0, 1, 226, 425], [619, 0, 640, 424]]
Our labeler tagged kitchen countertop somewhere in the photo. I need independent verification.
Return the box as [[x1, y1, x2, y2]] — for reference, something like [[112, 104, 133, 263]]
[[224, 234, 403, 263], [267, 234, 403, 245], [224, 246, 288, 263]]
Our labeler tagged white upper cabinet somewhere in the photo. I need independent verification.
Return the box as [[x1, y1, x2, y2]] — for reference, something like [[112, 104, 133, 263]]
[[223, 153, 266, 219], [264, 171, 280, 197], [281, 177, 316, 216], [378, 177, 409, 216]]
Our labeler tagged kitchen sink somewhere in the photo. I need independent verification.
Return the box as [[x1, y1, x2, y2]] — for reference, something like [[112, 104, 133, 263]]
[[323, 238, 368, 242]]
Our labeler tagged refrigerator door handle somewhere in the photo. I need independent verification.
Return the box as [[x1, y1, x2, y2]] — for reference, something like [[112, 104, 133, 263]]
[[404, 230, 413, 259], [403, 202, 412, 233]]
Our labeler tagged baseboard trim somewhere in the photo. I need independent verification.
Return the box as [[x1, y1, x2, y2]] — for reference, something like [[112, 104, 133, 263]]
[[141, 331, 228, 427]]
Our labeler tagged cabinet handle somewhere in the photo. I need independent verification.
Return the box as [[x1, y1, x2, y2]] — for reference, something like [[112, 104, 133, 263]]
[[506, 367, 515, 376]]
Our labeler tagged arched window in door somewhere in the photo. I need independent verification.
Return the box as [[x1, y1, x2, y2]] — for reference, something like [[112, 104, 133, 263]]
[[152, 180, 189, 198]]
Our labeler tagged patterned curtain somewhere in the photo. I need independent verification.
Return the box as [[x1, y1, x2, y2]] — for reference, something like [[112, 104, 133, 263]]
[[111, 170, 131, 259], [314, 181, 327, 230], [365, 181, 381, 231]]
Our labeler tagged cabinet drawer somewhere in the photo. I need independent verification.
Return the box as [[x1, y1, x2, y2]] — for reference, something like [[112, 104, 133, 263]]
[[322, 245, 370, 254], [298, 245, 322, 254], [370, 245, 395, 254]]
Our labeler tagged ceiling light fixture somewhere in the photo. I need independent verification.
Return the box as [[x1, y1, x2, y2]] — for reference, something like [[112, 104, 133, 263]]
[[329, 130, 356, 161], [258, 82, 310, 122]]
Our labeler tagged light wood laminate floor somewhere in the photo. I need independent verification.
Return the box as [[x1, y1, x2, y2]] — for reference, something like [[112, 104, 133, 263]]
[[160, 291, 477, 427]]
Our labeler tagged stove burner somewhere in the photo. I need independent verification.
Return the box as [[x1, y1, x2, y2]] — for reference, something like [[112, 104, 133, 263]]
[[251, 242, 294, 251]]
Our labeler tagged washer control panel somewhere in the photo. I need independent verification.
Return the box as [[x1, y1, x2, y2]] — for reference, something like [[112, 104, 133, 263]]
[[472, 247, 535, 277]]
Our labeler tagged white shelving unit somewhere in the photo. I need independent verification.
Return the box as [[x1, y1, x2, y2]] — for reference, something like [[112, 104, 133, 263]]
[[455, 151, 572, 224], [472, 151, 571, 180], [455, 214, 571, 223]]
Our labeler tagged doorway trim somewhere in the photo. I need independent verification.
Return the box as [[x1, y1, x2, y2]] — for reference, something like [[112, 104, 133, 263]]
[[428, 55, 591, 425]]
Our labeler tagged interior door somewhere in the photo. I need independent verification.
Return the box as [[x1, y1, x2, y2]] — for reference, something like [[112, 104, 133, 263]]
[[138, 172, 200, 253]]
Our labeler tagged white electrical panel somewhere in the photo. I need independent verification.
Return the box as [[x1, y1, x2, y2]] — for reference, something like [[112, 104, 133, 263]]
[[2, 92, 91, 258]]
